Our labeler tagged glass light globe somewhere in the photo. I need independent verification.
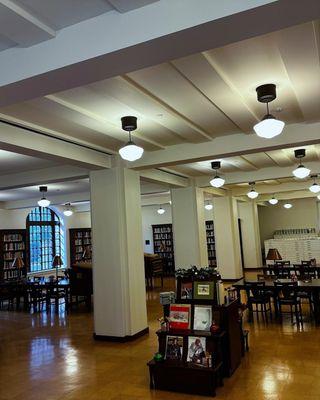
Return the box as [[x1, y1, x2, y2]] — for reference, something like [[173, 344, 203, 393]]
[[119, 141, 144, 161], [309, 183, 320, 193], [157, 207, 165, 215], [210, 176, 225, 188], [205, 204, 213, 210], [292, 164, 310, 179], [269, 197, 278, 205], [317, 194, 320, 200], [284, 203, 292, 209], [63, 209, 73, 217], [254, 116, 285, 138], [38, 198, 50, 207], [247, 189, 259, 199]]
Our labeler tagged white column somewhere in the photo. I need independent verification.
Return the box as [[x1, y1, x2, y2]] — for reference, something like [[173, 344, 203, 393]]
[[171, 186, 208, 268], [213, 196, 242, 280], [238, 201, 262, 268], [90, 167, 148, 339]]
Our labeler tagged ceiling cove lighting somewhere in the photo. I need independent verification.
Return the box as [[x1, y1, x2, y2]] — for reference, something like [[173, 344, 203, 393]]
[[38, 186, 50, 208], [63, 203, 73, 217], [247, 182, 259, 199], [253, 84, 285, 139], [204, 202, 213, 211], [119, 116, 144, 161], [292, 149, 310, 179], [157, 206, 165, 215], [209, 161, 225, 188], [283, 203, 293, 209], [309, 175, 320, 193], [269, 196, 278, 205]]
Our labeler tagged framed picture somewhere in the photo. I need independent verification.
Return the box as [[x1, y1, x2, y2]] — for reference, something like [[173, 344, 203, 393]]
[[194, 281, 215, 300], [187, 336, 206, 366], [169, 304, 191, 330], [165, 335, 184, 361], [193, 305, 212, 331], [180, 281, 193, 299]]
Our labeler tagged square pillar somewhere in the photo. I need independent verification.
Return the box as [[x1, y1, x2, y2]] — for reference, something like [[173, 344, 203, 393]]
[[171, 187, 208, 268], [213, 196, 242, 280], [90, 167, 148, 339], [238, 201, 262, 268]]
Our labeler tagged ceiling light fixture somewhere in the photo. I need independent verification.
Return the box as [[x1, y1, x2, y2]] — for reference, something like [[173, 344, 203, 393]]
[[63, 203, 73, 217], [253, 84, 285, 138], [204, 202, 213, 211], [157, 206, 165, 215], [247, 182, 259, 199], [292, 149, 310, 179], [209, 161, 225, 188], [317, 194, 320, 200], [309, 175, 320, 193], [269, 196, 278, 205], [283, 203, 293, 209], [119, 116, 144, 161], [38, 186, 50, 208]]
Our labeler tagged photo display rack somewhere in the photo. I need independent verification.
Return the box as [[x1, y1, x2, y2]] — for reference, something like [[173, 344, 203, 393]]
[[148, 275, 243, 397]]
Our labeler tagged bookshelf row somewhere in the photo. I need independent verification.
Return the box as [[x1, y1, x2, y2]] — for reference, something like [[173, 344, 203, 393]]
[[152, 221, 217, 273]]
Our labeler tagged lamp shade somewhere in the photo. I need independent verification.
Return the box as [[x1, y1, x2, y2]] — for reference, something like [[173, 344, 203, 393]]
[[266, 248, 282, 261], [52, 255, 63, 267], [12, 256, 24, 268]]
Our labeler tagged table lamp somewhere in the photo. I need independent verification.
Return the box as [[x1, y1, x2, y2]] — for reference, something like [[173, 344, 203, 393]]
[[12, 256, 24, 279], [266, 248, 282, 265], [52, 255, 63, 280]]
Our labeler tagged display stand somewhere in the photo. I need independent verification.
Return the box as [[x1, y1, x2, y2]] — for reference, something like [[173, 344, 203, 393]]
[[148, 273, 242, 396]]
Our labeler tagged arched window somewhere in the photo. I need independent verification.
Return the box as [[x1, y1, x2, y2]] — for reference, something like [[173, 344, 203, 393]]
[[27, 207, 65, 272]]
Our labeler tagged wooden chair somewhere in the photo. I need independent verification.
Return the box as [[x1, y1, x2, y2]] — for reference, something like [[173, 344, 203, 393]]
[[145, 254, 164, 289], [274, 282, 303, 325], [244, 281, 272, 321]]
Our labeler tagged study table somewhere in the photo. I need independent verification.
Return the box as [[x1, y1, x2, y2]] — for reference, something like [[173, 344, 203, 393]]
[[233, 278, 320, 323]]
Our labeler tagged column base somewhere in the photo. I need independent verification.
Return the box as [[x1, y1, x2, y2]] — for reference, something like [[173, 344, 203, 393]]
[[93, 327, 149, 342]]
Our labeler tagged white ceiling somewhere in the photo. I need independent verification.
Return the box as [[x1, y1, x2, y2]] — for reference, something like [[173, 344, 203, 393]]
[[0, 0, 158, 50], [0, 20, 318, 154]]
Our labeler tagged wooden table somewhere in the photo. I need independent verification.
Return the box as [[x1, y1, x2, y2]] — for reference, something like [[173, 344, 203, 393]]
[[233, 278, 320, 323]]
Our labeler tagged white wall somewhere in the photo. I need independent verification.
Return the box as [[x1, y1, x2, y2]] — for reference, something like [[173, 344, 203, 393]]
[[258, 198, 319, 246]]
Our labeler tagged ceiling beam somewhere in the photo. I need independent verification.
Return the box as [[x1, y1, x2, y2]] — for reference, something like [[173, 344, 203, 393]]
[[0, 120, 111, 169], [196, 161, 320, 187], [258, 190, 319, 202], [0, 0, 318, 106], [140, 169, 190, 187], [231, 180, 317, 196], [4, 191, 91, 210], [131, 122, 320, 169], [0, 166, 89, 190]]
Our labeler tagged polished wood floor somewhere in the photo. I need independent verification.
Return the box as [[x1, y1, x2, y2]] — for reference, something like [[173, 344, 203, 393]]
[[1, 277, 320, 400]]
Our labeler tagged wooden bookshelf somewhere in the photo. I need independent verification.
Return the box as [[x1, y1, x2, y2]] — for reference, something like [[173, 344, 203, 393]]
[[69, 228, 92, 266], [205, 220, 216, 267], [0, 229, 27, 282], [152, 224, 175, 275]]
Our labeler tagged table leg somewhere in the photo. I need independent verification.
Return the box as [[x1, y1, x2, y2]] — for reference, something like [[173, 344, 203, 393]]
[[312, 288, 320, 324]]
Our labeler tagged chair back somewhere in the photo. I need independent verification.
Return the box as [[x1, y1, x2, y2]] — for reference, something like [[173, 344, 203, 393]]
[[275, 260, 290, 266], [244, 281, 266, 299], [151, 257, 164, 276], [301, 260, 311, 266], [274, 281, 297, 300]]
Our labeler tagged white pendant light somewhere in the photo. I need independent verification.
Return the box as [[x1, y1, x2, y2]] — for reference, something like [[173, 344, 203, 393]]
[[204, 202, 213, 211], [157, 206, 165, 215], [210, 161, 225, 188], [38, 186, 50, 208], [247, 182, 259, 199], [254, 84, 285, 139], [63, 203, 73, 217], [309, 175, 320, 193], [317, 194, 320, 200], [283, 203, 292, 209], [292, 149, 310, 179], [269, 196, 278, 205], [119, 116, 144, 162]]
